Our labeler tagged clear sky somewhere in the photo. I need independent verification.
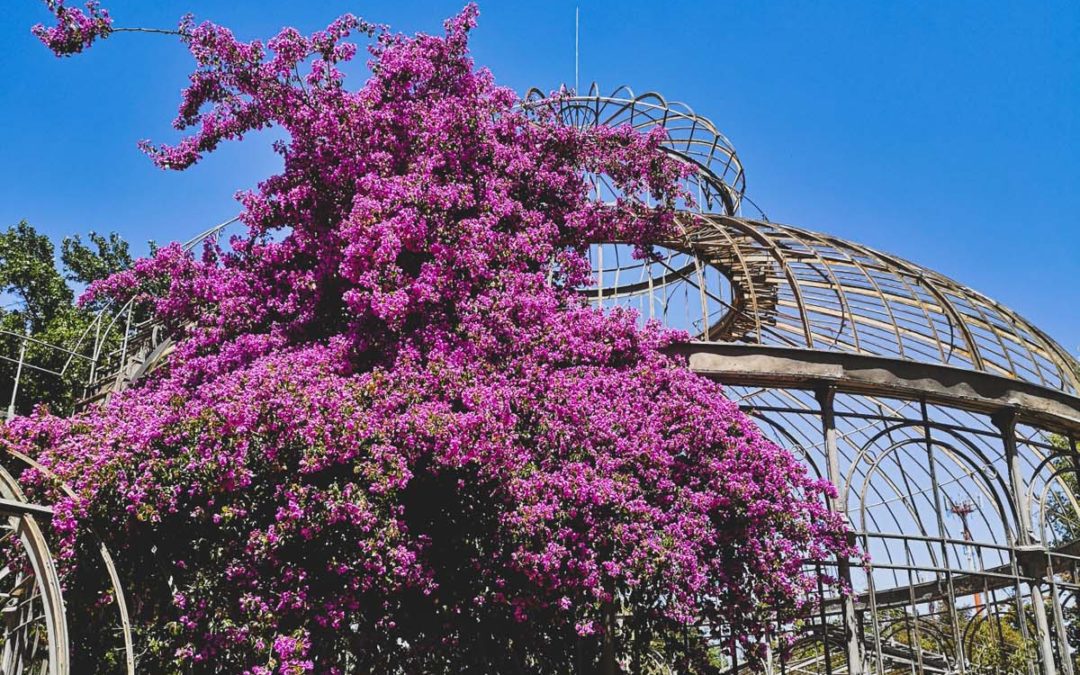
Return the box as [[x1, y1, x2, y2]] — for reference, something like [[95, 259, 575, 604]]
[[1, 1, 1077, 354]]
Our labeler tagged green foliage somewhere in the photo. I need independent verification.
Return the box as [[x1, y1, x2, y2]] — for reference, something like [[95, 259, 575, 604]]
[[1046, 435, 1080, 542], [61, 231, 132, 288], [0, 221, 133, 415], [0, 221, 73, 331]]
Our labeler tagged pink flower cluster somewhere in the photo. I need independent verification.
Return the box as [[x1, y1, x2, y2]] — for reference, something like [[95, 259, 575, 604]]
[[11, 3, 855, 672], [32, 1, 112, 56]]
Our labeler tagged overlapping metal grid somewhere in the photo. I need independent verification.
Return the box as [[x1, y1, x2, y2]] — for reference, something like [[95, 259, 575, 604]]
[[678, 214, 1080, 395], [550, 86, 1080, 672], [524, 84, 747, 216], [538, 86, 1079, 395]]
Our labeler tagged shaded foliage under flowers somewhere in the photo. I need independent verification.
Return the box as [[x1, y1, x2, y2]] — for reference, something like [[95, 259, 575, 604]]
[[7, 3, 855, 672]]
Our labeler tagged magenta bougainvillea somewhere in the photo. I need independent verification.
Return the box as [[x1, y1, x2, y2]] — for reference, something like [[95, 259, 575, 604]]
[[6, 3, 853, 673], [31, 0, 112, 55]]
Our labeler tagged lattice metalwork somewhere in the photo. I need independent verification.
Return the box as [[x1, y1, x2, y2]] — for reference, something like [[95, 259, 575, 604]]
[[674, 215, 1080, 394], [0, 217, 241, 420], [524, 84, 748, 216], [0, 450, 134, 675], [0, 463, 66, 675], [543, 86, 1080, 674]]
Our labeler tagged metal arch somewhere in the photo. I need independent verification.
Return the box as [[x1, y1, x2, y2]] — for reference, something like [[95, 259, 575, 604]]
[[743, 409, 827, 481], [869, 246, 991, 372], [758, 222, 865, 352], [771, 223, 981, 372], [853, 444, 946, 562], [854, 435, 1008, 541], [935, 272, 1025, 381], [814, 239, 968, 364], [684, 343, 1080, 673], [522, 85, 746, 215], [877, 615, 958, 664], [1035, 466, 1080, 548], [473, 92, 1080, 669], [688, 218, 767, 344], [1, 216, 242, 418], [866, 241, 1075, 391], [655, 214, 1080, 393], [3, 449, 135, 675], [816, 230, 954, 364], [524, 88, 1080, 391], [844, 421, 1018, 541], [0, 463, 68, 675], [853, 435, 1018, 617], [0, 217, 239, 670], [773, 227, 861, 351], [694, 215, 817, 347], [598, 210, 1080, 397], [856, 439, 1017, 673], [925, 268, 1078, 391], [680, 216, 798, 345], [795, 227, 906, 358], [1018, 317, 1080, 393], [739, 386, 977, 545]]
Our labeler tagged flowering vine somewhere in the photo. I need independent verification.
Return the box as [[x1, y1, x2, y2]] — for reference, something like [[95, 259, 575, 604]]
[[8, 3, 855, 673], [32, 1, 111, 56]]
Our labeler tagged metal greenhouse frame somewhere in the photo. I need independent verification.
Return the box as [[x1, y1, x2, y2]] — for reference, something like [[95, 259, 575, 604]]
[[1, 86, 1078, 674]]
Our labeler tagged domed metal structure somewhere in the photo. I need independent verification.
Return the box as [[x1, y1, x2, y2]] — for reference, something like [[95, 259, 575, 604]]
[[526, 84, 1080, 675]]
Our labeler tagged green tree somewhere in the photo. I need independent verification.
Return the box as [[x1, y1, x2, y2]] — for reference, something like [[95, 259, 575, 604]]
[[61, 231, 133, 291], [0, 221, 133, 416]]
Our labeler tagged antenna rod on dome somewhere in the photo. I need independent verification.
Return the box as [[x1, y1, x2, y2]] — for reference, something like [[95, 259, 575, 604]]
[[574, 6, 579, 92]]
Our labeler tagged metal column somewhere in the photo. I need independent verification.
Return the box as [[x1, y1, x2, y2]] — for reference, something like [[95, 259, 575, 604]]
[[817, 387, 864, 675], [995, 408, 1058, 675]]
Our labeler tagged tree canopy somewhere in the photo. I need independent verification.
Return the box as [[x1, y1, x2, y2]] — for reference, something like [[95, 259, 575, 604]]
[[0, 221, 132, 415]]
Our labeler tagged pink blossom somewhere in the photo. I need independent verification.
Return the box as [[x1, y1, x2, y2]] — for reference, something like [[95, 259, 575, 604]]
[[8, 3, 855, 671], [32, 1, 112, 56]]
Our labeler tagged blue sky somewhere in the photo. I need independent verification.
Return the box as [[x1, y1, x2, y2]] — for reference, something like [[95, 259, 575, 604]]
[[1, 1, 1077, 353]]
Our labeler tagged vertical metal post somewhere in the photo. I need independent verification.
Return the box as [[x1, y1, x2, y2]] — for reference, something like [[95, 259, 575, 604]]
[[1050, 574, 1075, 675], [6, 335, 28, 421], [816, 387, 863, 675], [920, 400, 967, 674], [816, 563, 835, 675], [117, 300, 133, 383], [1030, 576, 1058, 673], [87, 314, 102, 400], [693, 253, 709, 338], [906, 574, 926, 675], [995, 408, 1058, 675], [1050, 430, 1080, 675], [601, 599, 616, 675]]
